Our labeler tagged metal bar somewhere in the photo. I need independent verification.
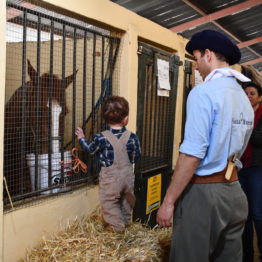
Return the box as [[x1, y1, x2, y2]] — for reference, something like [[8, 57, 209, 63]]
[[149, 60, 154, 157], [181, 71, 189, 142], [60, 23, 66, 180], [6, 176, 92, 203], [157, 95, 162, 161], [167, 57, 179, 167], [153, 70, 158, 158], [101, 36, 105, 130], [135, 50, 147, 173], [143, 65, 150, 162], [141, 164, 168, 174], [156, 76, 162, 161], [34, 14, 41, 190], [20, 10, 27, 195], [91, 33, 97, 137], [163, 96, 169, 159], [48, 18, 54, 187], [72, 27, 77, 147], [82, 30, 87, 127], [108, 38, 114, 95], [108, 38, 120, 78]]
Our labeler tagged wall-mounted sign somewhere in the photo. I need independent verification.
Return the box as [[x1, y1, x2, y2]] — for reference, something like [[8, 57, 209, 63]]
[[146, 173, 162, 214]]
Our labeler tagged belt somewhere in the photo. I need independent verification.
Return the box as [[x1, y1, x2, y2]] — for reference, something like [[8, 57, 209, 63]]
[[191, 166, 238, 184]]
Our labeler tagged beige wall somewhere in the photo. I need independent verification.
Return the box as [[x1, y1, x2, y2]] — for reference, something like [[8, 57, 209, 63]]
[[1, 0, 188, 261], [4, 186, 99, 262]]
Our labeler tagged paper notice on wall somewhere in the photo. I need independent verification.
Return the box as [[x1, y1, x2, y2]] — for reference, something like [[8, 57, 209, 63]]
[[157, 58, 171, 90], [157, 89, 170, 97], [157, 58, 171, 97]]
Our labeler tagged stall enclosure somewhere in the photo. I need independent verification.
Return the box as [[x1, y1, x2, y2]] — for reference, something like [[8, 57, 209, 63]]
[[4, 2, 120, 205], [134, 42, 179, 227]]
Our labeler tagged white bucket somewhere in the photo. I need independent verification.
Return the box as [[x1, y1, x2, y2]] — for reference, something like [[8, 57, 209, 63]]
[[26, 151, 72, 194]]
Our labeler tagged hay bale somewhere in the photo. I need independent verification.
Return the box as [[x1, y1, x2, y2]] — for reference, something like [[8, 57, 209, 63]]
[[22, 208, 171, 262]]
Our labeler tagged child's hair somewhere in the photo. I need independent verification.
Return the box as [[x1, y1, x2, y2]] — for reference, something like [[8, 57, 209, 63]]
[[101, 96, 129, 124]]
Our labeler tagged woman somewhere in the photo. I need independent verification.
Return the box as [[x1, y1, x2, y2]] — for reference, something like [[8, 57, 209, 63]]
[[239, 82, 262, 262]]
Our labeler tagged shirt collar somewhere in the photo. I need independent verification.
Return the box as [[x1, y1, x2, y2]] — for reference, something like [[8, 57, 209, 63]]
[[205, 67, 251, 83], [109, 126, 126, 134]]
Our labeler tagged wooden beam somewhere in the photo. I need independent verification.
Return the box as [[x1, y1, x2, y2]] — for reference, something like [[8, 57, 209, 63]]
[[241, 57, 262, 65], [237, 37, 262, 48], [171, 0, 262, 32]]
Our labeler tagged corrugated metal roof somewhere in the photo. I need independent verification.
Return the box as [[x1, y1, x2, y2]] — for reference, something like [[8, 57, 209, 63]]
[[111, 0, 262, 72]]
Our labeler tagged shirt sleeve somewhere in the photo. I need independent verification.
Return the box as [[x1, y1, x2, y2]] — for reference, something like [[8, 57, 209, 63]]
[[79, 134, 102, 155], [179, 86, 212, 159], [127, 133, 141, 163]]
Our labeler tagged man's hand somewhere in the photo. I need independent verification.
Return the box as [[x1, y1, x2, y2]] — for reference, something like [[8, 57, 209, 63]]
[[156, 201, 175, 227], [156, 153, 200, 228]]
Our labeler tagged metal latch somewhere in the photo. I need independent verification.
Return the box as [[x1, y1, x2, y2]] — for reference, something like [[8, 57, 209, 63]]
[[137, 46, 143, 55]]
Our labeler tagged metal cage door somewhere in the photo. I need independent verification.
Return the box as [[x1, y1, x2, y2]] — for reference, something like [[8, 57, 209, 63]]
[[134, 43, 180, 227]]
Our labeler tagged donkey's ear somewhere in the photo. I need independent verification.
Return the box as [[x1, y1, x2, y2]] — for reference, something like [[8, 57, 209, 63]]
[[65, 69, 78, 88], [27, 59, 37, 80]]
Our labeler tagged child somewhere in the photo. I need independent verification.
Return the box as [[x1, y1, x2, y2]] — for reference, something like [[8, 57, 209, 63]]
[[75, 96, 141, 232]]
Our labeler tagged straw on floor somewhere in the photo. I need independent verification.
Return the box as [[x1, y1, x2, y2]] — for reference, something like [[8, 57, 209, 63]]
[[22, 208, 172, 262]]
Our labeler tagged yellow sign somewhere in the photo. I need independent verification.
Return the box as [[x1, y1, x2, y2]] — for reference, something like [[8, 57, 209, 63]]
[[146, 174, 162, 214]]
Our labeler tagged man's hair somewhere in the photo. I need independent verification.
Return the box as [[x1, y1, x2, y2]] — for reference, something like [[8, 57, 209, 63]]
[[243, 82, 262, 96], [101, 96, 129, 124], [199, 49, 229, 64]]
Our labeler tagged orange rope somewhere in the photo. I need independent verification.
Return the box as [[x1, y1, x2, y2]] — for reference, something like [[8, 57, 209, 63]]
[[60, 148, 88, 174]]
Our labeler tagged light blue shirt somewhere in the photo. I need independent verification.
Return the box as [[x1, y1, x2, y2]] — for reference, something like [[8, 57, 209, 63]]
[[180, 72, 254, 176]]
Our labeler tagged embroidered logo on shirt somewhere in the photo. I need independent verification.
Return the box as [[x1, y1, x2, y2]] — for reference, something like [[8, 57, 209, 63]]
[[232, 112, 253, 126]]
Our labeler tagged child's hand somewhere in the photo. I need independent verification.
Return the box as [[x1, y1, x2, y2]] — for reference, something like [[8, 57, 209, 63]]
[[75, 127, 85, 140]]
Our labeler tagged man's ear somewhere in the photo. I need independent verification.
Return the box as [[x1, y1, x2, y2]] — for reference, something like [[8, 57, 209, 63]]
[[204, 49, 212, 62]]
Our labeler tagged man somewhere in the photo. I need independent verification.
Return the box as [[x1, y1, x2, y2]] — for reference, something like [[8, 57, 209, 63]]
[[157, 30, 254, 261]]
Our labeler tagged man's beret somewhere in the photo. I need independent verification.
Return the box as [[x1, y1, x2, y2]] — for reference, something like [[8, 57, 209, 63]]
[[185, 30, 241, 65]]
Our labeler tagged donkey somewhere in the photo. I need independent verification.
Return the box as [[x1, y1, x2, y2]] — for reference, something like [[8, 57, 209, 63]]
[[4, 60, 77, 198]]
